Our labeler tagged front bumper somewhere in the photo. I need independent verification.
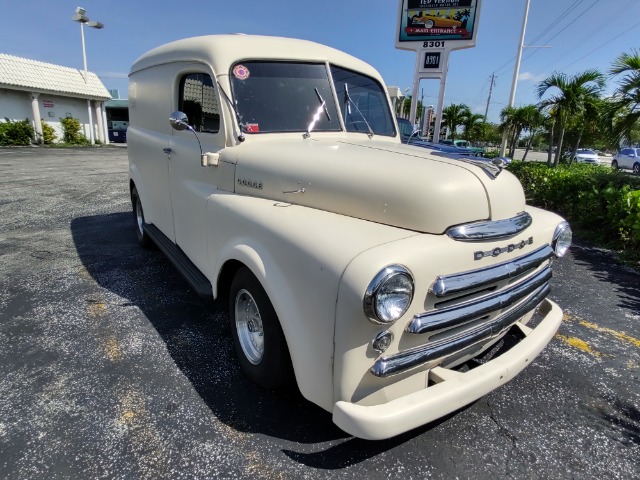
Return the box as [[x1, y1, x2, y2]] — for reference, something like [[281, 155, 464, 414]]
[[332, 298, 562, 440]]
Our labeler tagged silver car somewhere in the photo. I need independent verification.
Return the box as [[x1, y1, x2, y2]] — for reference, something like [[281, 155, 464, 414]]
[[573, 149, 600, 164], [612, 147, 640, 174]]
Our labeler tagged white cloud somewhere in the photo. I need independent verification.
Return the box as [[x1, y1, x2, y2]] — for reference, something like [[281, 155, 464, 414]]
[[518, 72, 546, 82]]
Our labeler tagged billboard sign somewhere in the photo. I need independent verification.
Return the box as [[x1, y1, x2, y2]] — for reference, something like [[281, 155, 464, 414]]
[[396, 0, 479, 48]]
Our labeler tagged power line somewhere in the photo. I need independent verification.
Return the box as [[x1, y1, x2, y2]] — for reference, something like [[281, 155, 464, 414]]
[[492, 0, 586, 76], [543, 0, 639, 70], [519, 0, 603, 65], [558, 21, 640, 71]]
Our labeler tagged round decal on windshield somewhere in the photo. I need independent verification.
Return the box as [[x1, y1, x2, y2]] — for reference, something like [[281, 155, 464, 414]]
[[233, 65, 250, 80]]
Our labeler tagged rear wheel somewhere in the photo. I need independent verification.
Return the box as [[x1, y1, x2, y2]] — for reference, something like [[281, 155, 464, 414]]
[[229, 267, 293, 389], [424, 19, 435, 28], [131, 187, 152, 248], [611, 160, 618, 170], [634, 163, 640, 175]]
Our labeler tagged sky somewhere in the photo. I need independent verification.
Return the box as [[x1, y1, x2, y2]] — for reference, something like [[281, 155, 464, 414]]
[[1, 0, 639, 123]]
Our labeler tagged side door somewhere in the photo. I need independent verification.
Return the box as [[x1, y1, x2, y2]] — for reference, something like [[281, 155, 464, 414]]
[[169, 67, 225, 278], [619, 149, 631, 169]]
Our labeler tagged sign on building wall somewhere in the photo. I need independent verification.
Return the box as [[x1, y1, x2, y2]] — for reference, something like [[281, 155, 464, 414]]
[[396, 0, 480, 48]]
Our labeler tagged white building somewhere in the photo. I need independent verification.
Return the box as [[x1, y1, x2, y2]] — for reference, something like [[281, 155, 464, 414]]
[[0, 53, 111, 144]]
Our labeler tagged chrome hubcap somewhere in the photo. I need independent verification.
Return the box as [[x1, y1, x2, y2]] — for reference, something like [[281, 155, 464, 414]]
[[136, 197, 144, 235], [235, 289, 264, 365]]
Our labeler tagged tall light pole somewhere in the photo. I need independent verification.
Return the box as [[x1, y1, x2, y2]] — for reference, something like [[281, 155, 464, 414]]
[[72, 7, 104, 145], [499, 0, 530, 157]]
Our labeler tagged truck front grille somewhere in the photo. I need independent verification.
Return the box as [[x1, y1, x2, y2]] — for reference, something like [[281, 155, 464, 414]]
[[370, 245, 554, 378]]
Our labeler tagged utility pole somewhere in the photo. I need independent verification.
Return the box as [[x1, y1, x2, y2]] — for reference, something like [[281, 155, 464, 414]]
[[499, 0, 531, 157], [484, 73, 496, 121]]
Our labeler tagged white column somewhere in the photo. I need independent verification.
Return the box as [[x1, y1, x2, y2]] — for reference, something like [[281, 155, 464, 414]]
[[30, 93, 43, 144], [93, 101, 104, 143], [86, 99, 95, 145], [101, 102, 109, 145]]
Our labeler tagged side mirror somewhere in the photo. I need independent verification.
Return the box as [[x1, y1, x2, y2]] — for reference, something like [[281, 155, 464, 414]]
[[168, 111, 215, 167], [169, 111, 191, 131]]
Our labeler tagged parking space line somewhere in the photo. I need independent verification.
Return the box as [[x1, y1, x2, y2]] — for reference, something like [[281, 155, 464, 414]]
[[555, 334, 604, 357], [578, 320, 640, 349]]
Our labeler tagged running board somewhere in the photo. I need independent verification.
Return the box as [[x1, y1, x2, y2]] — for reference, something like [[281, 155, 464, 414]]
[[143, 224, 212, 299]]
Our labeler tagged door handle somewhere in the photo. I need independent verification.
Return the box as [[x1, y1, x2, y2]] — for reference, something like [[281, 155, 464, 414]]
[[163, 147, 172, 154]]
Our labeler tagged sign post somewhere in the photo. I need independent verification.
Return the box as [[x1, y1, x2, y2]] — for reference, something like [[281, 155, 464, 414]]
[[396, 0, 483, 142]]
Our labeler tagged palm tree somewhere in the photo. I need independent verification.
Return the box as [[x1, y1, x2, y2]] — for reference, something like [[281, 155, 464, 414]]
[[536, 69, 606, 167], [608, 49, 640, 145], [442, 104, 471, 140], [463, 113, 485, 142], [499, 106, 529, 158], [519, 105, 545, 162]]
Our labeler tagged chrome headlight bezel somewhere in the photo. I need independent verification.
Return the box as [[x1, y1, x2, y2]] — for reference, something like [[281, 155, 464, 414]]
[[552, 221, 572, 257], [364, 265, 415, 324]]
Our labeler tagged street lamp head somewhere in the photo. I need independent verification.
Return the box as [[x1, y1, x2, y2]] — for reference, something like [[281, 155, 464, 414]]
[[72, 13, 88, 23], [87, 21, 104, 29], [75, 6, 86, 15]]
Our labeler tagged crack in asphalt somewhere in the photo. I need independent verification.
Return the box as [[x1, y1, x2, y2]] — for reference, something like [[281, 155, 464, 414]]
[[486, 399, 519, 479]]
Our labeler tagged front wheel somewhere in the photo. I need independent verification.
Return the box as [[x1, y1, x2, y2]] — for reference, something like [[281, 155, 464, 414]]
[[424, 19, 435, 28], [131, 187, 152, 248], [229, 267, 293, 389], [611, 160, 618, 170], [634, 162, 640, 175]]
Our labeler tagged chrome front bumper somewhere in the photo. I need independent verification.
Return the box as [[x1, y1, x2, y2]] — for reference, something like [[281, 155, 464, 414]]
[[332, 298, 562, 440]]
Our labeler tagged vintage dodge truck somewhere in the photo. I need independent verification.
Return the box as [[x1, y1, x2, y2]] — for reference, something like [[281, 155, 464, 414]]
[[127, 35, 571, 440]]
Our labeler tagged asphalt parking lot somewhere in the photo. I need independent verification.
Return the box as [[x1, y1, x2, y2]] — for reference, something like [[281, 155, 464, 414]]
[[0, 147, 638, 479]]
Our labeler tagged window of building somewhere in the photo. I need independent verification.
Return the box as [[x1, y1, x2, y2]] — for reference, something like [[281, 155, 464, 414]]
[[179, 73, 220, 133]]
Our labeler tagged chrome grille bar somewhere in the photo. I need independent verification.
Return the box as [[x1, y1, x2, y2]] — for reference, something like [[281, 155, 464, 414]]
[[370, 284, 550, 378], [408, 266, 551, 334], [431, 244, 553, 297]]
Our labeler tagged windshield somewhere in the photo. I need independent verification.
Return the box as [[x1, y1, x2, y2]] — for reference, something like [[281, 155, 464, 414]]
[[397, 118, 414, 138], [578, 149, 595, 155], [230, 61, 395, 136]]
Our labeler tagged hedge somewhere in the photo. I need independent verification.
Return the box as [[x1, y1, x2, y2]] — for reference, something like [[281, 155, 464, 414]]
[[0, 119, 34, 145], [508, 162, 640, 254]]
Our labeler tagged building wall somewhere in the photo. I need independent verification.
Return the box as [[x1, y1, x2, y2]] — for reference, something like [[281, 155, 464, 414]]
[[0, 87, 100, 143]]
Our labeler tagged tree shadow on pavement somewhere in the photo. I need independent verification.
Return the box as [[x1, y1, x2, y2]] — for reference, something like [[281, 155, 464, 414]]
[[567, 239, 640, 314]]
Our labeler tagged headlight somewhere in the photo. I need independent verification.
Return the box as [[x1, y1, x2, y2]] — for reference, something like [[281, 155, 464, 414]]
[[364, 265, 414, 324], [552, 221, 572, 257]]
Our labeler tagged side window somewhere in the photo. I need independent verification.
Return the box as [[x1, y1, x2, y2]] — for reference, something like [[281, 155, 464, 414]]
[[179, 73, 220, 134]]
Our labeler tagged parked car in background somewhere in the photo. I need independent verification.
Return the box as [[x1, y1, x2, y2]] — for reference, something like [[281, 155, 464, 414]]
[[440, 139, 485, 157], [612, 147, 640, 174], [573, 149, 600, 164], [396, 118, 476, 156]]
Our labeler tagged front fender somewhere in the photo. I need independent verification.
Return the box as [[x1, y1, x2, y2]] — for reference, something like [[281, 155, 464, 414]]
[[206, 192, 415, 411]]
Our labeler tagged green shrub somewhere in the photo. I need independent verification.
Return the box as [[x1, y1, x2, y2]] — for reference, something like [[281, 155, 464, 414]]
[[41, 120, 57, 144], [60, 117, 88, 145], [0, 119, 34, 146], [508, 162, 640, 254]]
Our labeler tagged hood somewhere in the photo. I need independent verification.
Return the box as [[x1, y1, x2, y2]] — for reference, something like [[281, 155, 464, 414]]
[[230, 137, 526, 234]]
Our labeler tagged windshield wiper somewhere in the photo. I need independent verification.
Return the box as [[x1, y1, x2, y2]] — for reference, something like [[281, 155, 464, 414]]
[[315, 88, 331, 122], [343, 84, 374, 139], [304, 88, 332, 139]]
